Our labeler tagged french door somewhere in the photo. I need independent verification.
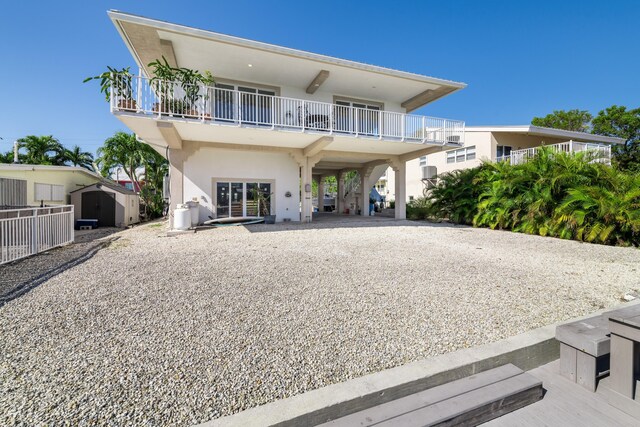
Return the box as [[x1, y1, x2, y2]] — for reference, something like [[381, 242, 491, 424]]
[[334, 100, 381, 135], [216, 181, 272, 218], [213, 84, 276, 125]]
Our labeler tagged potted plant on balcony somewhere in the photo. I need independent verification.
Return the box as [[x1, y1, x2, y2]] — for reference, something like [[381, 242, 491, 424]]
[[148, 57, 215, 118], [148, 57, 177, 115], [84, 66, 137, 111]]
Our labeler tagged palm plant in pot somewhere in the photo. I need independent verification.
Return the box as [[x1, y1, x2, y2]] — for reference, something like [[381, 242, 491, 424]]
[[251, 187, 276, 224], [84, 66, 136, 111]]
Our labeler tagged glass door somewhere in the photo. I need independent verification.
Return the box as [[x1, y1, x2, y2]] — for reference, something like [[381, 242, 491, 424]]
[[334, 100, 380, 135], [216, 181, 272, 218]]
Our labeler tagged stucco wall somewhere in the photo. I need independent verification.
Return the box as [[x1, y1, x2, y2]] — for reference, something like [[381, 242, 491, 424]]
[[182, 145, 301, 223], [0, 167, 102, 206]]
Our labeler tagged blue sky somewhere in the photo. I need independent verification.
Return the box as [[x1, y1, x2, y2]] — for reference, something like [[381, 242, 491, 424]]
[[1, 0, 638, 155]]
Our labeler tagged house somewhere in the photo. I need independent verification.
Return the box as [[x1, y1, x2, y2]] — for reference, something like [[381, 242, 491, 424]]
[[382, 125, 625, 202], [0, 164, 104, 206], [106, 11, 467, 226], [70, 182, 140, 227]]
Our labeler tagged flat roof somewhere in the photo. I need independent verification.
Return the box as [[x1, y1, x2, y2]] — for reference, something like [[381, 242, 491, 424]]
[[465, 125, 626, 144], [0, 164, 104, 179], [107, 10, 466, 111]]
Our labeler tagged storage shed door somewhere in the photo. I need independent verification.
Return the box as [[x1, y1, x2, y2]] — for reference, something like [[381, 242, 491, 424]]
[[81, 191, 116, 227]]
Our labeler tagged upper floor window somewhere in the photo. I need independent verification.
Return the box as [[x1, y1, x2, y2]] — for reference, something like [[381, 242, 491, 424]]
[[419, 156, 427, 167], [446, 146, 476, 164], [334, 98, 382, 135], [496, 145, 512, 159]]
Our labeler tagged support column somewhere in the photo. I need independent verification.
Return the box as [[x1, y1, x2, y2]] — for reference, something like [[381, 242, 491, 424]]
[[359, 169, 369, 217], [336, 172, 345, 214], [300, 159, 313, 223], [317, 176, 325, 213], [393, 161, 406, 220], [168, 148, 185, 229]]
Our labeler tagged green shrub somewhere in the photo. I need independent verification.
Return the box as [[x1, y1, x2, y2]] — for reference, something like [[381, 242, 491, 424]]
[[423, 147, 640, 246]]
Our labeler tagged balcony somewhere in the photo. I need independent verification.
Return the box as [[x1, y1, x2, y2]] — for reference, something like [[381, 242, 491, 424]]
[[110, 76, 465, 146], [497, 141, 612, 165]]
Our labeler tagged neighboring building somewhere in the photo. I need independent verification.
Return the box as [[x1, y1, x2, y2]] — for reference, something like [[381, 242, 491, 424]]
[[71, 182, 140, 227], [106, 11, 466, 226], [384, 125, 625, 202], [0, 164, 104, 206]]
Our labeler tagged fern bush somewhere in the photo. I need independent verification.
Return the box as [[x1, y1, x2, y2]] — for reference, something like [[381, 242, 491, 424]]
[[424, 147, 640, 246]]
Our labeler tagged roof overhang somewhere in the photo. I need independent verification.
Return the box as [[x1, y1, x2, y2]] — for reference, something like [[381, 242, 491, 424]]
[[466, 125, 626, 145], [0, 164, 104, 179], [108, 10, 466, 111]]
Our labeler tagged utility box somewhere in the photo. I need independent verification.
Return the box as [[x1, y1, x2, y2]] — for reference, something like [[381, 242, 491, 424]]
[[421, 166, 437, 180]]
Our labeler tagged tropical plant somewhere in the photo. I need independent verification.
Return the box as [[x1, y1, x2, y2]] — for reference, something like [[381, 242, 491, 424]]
[[148, 56, 215, 112], [97, 132, 168, 219], [250, 186, 273, 217], [64, 145, 94, 170], [83, 66, 133, 102], [427, 166, 485, 225], [0, 150, 15, 164], [17, 135, 65, 165], [96, 132, 143, 184], [422, 147, 640, 246]]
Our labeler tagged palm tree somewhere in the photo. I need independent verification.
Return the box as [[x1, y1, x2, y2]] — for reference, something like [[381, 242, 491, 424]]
[[96, 132, 143, 184], [17, 135, 64, 165], [64, 145, 94, 170]]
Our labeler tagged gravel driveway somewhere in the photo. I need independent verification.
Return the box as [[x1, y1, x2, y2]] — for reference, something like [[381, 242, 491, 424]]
[[1, 218, 639, 425]]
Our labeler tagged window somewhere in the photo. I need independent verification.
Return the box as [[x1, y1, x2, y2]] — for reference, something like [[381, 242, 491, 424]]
[[419, 156, 427, 167], [445, 146, 476, 164], [496, 145, 512, 159], [34, 183, 65, 202]]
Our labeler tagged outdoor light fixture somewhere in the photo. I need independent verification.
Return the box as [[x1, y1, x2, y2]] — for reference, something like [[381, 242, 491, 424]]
[[304, 184, 311, 193], [247, 64, 253, 67], [285, 191, 292, 198]]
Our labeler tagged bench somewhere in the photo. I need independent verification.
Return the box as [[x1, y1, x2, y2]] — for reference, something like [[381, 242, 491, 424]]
[[556, 303, 640, 392], [318, 364, 543, 427]]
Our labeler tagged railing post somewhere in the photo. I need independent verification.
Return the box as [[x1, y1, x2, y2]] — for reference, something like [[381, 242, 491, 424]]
[[301, 100, 305, 131], [137, 69, 142, 112], [422, 116, 426, 142], [31, 208, 39, 256], [200, 84, 205, 122], [378, 110, 383, 139], [355, 107, 359, 136], [401, 115, 405, 141], [236, 91, 241, 126], [110, 73, 115, 113]]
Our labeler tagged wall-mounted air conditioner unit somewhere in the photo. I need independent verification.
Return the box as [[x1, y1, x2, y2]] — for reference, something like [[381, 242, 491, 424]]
[[421, 166, 437, 180]]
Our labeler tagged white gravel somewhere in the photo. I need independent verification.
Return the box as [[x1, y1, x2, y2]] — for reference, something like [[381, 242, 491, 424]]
[[1, 218, 639, 426]]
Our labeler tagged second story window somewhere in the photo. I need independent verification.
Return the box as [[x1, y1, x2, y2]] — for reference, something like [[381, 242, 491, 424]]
[[446, 146, 476, 164], [496, 145, 512, 160]]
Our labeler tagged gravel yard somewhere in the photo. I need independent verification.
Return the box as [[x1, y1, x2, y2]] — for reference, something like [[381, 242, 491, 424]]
[[1, 218, 639, 425]]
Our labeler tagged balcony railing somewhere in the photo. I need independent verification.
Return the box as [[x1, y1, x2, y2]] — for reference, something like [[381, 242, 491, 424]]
[[110, 75, 465, 145], [499, 141, 612, 165]]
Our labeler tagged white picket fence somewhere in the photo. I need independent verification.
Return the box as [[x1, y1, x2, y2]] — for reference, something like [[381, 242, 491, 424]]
[[0, 205, 74, 265]]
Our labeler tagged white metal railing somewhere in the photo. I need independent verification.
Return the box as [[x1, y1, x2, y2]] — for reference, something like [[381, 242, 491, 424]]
[[0, 205, 74, 265], [110, 75, 465, 145], [503, 141, 612, 166]]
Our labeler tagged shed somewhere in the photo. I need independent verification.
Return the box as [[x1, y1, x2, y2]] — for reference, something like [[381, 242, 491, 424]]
[[70, 182, 140, 227]]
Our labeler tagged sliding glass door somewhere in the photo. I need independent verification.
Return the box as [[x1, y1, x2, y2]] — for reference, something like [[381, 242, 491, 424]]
[[216, 181, 272, 218]]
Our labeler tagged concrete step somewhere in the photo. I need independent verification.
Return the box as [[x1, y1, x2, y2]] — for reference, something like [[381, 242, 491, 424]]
[[318, 364, 543, 427]]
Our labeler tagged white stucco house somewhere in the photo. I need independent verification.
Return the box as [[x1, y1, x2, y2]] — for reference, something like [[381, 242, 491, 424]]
[[382, 125, 625, 202], [105, 11, 467, 226]]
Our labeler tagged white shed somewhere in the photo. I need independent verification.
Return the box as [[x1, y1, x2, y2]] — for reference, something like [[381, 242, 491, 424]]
[[70, 182, 140, 227]]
